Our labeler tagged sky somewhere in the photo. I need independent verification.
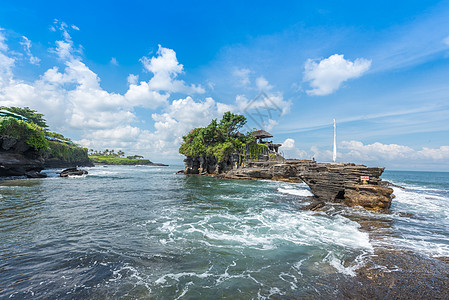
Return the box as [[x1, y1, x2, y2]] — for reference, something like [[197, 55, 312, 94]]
[[1, 0, 449, 171]]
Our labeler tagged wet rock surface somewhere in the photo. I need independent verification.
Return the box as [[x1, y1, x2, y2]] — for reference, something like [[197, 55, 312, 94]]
[[185, 156, 394, 210], [349, 249, 449, 299], [60, 167, 88, 177]]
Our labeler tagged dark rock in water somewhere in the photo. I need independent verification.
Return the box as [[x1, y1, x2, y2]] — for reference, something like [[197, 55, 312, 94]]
[[184, 156, 394, 211], [176, 170, 184, 174], [60, 168, 88, 177], [0, 151, 44, 177], [25, 170, 47, 178], [303, 201, 325, 211]]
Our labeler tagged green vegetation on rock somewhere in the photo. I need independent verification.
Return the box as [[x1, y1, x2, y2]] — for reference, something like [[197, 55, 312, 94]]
[[0, 116, 48, 150], [0, 107, 89, 163], [45, 142, 88, 162], [179, 112, 267, 162], [0, 106, 48, 129]]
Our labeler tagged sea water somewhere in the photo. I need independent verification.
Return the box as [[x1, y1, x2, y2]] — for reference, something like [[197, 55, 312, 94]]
[[0, 166, 448, 298]]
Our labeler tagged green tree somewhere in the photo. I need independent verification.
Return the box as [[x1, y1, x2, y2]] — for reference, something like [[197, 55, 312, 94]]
[[0, 106, 48, 129], [179, 112, 257, 162]]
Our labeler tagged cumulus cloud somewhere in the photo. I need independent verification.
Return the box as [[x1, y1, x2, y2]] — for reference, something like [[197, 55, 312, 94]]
[[304, 54, 371, 96], [141, 45, 205, 94]]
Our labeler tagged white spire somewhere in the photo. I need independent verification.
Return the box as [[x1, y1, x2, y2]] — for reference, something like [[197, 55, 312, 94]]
[[333, 119, 337, 163]]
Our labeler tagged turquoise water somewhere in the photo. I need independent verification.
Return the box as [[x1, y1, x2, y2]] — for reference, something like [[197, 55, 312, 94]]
[[0, 166, 448, 299]]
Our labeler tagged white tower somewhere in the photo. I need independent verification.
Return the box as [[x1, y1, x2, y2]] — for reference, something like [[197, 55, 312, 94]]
[[333, 119, 337, 163]]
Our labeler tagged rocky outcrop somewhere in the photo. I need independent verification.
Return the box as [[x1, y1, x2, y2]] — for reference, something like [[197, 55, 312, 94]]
[[0, 136, 92, 177], [184, 156, 394, 210], [60, 167, 88, 177], [0, 136, 44, 177], [344, 184, 394, 210]]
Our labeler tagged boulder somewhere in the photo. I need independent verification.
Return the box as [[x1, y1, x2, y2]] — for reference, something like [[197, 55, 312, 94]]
[[60, 168, 88, 177], [25, 170, 48, 178], [344, 184, 394, 210]]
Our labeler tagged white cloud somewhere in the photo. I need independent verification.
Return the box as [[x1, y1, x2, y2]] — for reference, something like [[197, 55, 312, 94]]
[[0, 30, 15, 87], [78, 96, 232, 159], [20, 36, 40, 65], [255, 76, 273, 91], [233, 68, 251, 86], [278, 138, 310, 159], [110, 57, 118, 66], [280, 138, 295, 150], [340, 141, 449, 162], [124, 81, 169, 109], [304, 54, 371, 96], [127, 74, 139, 85], [141, 45, 205, 94], [340, 140, 414, 161]]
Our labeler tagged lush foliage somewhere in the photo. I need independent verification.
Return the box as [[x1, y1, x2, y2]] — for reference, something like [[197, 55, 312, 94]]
[[0, 106, 48, 129], [45, 142, 89, 162], [0, 116, 48, 150], [89, 156, 152, 165], [179, 112, 268, 162]]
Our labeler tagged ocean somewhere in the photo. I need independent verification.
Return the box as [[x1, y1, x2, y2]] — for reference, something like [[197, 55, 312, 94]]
[[0, 165, 448, 299]]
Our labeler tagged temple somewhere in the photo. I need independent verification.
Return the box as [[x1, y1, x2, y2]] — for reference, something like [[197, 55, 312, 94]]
[[252, 129, 282, 153]]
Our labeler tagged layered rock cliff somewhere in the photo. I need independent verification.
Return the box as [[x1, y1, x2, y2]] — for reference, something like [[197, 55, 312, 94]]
[[184, 156, 394, 210]]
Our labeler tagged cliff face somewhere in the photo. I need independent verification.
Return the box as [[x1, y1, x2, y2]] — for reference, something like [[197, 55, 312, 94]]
[[184, 156, 394, 210], [0, 136, 92, 177], [0, 136, 44, 176]]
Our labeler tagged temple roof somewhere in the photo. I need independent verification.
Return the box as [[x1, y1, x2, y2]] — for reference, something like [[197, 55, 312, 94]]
[[252, 129, 273, 139]]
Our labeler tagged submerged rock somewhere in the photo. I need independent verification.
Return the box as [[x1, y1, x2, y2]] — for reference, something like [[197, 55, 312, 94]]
[[60, 168, 88, 177], [25, 170, 48, 178]]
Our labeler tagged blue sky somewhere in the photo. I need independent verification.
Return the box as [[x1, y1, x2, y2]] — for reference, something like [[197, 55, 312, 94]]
[[1, 0, 449, 170]]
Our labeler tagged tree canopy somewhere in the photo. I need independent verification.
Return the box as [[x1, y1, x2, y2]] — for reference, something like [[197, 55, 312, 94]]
[[179, 112, 264, 161], [0, 106, 48, 129]]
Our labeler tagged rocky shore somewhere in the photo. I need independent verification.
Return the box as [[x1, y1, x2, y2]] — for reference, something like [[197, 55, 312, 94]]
[[0, 136, 92, 178], [184, 156, 394, 211]]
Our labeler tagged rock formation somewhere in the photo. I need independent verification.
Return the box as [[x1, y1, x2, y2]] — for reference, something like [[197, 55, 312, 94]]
[[0, 136, 92, 177], [0, 136, 45, 177], [60, 167, 88, 177], [184, 156, 394, 210]]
